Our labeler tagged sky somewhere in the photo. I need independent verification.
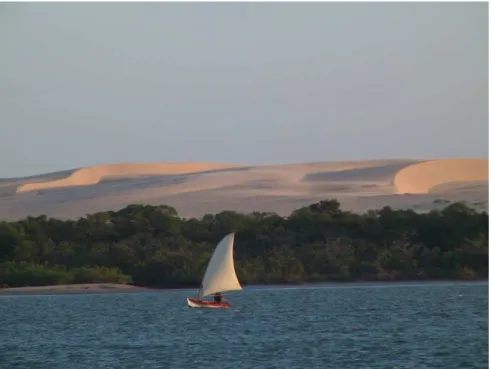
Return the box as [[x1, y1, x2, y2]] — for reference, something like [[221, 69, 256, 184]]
[[0, 2, 488, 178]]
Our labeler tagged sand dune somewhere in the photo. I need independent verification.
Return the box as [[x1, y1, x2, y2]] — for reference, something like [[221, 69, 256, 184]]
[[394, 159, 488, 194], [16, 162, 237, 193], [0, 158, 487, 220]]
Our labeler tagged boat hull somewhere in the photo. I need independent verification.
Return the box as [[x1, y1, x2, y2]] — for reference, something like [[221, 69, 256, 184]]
[[187, 297, 231, 309]]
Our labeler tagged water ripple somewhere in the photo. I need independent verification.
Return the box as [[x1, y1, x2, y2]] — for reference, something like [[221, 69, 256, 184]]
[[0, 282, 487, 369]]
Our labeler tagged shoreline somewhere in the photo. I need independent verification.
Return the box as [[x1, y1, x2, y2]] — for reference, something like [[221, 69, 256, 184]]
[[0, 279, 487, 296], [0, 283, 156, 296]]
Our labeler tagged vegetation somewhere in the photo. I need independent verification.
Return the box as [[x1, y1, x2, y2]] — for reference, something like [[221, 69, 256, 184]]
[[0, 200, 487, 288]]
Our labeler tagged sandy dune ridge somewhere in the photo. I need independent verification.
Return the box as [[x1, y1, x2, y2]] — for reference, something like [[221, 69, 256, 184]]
[[16, 162, 237, 193], [394, 159, 489, 194], [0, 158, 487, 220]]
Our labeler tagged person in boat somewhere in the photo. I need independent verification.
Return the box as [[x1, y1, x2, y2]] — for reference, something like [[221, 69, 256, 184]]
[[213, 293, 223, 303]]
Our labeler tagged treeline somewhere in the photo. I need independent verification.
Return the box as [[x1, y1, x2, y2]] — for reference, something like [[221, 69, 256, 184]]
[[0, 200, 488, 288]]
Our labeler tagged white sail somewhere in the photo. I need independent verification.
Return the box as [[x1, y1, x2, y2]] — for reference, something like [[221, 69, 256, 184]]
[[199, 233, 242, 298]]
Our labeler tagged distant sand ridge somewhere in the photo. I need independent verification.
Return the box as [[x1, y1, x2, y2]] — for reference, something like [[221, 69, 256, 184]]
[[16, 162, 237, 193], [0, 158, 487, 220], [394, 159, 488, 194]]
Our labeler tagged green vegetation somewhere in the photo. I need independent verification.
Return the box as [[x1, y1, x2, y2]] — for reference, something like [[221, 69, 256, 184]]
[[0, 200, 487, 288]]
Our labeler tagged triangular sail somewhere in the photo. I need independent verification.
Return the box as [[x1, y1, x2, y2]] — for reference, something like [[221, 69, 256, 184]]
[[199, 233, 242, 298]]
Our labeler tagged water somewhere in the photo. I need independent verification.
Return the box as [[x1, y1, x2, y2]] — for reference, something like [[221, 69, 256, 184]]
[[0, 282, 487, 369]]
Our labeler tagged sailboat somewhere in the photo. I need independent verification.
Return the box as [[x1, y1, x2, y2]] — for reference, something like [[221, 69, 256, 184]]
[[187, 233, 242, 308]]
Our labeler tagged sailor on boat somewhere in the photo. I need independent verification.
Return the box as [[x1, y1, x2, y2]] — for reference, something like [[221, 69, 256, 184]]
[[213, 293, 222, 304]]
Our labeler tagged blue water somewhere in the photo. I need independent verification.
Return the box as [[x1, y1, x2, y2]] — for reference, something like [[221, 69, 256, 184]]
[[0, 282, 487, 369]]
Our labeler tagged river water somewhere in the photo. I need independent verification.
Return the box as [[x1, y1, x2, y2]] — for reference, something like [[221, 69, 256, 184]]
[[0, 282, 487, 369]]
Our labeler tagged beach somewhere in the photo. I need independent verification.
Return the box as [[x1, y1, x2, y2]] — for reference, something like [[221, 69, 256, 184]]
[[0, 283, 152, 296]]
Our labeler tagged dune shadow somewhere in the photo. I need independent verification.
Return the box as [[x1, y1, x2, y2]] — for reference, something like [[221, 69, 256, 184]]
[[303, 162, 416, 182]]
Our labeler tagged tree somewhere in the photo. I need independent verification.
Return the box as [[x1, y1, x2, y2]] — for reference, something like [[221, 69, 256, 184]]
[[0, 200, 486, 288]]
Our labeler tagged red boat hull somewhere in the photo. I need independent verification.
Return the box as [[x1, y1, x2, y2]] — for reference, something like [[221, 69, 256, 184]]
[[187, 297, 231, 308]]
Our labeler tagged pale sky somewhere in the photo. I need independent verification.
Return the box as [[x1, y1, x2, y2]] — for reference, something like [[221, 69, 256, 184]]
[[0, 2, 488, 178]]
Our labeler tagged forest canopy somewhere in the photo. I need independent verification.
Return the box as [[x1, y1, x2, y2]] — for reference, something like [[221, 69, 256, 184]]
[[0, 200, 488, 288]]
